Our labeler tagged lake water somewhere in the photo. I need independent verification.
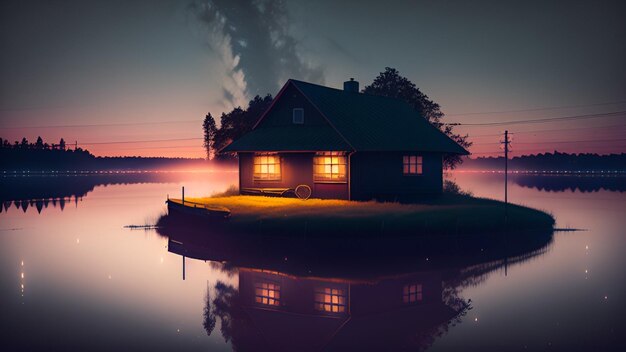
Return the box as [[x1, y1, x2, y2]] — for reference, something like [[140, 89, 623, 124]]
[[1, 171, 624, 351]]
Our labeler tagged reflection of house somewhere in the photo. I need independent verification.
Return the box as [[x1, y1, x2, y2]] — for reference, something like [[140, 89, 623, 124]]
[[221, 79, 468, 200], [165, 233, 551, 351], [234, 268, 459, 351]]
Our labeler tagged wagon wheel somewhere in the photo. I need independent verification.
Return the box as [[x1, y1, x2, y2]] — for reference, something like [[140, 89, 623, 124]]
[[295, 184, 312, 200]]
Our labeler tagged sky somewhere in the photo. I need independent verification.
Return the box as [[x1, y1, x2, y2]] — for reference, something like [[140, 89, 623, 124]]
[[1, 0, 625, 158]]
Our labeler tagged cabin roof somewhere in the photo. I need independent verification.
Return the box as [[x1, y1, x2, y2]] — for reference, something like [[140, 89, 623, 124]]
[[218, 125, 351, 152], [222, 79, 469, 154]]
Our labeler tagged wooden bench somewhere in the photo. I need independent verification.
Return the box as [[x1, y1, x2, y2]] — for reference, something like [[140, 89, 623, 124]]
[[241, 187, 294, 197]]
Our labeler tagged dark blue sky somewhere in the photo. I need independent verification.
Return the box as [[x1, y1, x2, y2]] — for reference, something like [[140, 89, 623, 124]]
[[1, 0, 625, 157]]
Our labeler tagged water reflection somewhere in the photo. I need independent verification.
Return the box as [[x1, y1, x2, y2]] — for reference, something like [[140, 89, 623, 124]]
[[160, 215, 553, 351], [1, 197, 76, 214], [3, 172, 621, 350], [205, 267, 466, 351], [513, 174, 625, 193], [0, 171, 234, 213]]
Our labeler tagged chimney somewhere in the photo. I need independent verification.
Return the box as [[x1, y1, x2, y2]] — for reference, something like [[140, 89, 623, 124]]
[[343, 78, 359, 93]]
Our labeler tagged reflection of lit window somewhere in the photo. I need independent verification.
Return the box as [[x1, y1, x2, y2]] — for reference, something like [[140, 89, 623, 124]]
[[314, 152, 347, 182], [315, 287, 347, 313], [403, 155, 423, 175], [255, 282, 280, 306], [403, 284, 423, 303], [254, 154, 281, 180]]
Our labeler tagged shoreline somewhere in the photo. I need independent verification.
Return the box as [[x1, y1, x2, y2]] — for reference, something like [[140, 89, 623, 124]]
[[163, 194, 555, 237]]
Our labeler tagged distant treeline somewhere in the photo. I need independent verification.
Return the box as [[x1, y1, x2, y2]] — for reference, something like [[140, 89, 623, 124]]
[[0, 171, 213, 204], [0, 136, 207, 171], [459, 151, 626, 171]]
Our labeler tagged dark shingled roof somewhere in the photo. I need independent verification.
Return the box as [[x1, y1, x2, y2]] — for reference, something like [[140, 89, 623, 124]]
[[219, 125, 351, 152], [222, 79, 469, 154]]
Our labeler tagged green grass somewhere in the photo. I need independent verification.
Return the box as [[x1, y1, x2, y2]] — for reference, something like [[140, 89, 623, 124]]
[[176, 194, 555, 237]]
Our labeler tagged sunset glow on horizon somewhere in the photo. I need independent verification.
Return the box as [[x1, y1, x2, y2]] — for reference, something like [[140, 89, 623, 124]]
[[1, 0, 624, 158], [2, 98, 624, 159]]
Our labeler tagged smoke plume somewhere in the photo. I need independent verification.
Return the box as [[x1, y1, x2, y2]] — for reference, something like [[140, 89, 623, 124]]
[[191, 0, 324, 108]]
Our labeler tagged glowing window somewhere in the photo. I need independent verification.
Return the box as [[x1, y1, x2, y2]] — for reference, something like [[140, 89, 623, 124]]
[[313, 152, 347, 182], [253, 154, 281, 180], [402, 284, 423, 303], [293, 108, 304, 124], [314, 287, 347, 313], [403, 155, 423, 175], [255, 282, 280, 306]]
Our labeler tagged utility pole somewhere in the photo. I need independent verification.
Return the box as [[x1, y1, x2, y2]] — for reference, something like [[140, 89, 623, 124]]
[[502, 130, 512, 274], [504, 130, 508, 205], [502, 130, 511, 224]]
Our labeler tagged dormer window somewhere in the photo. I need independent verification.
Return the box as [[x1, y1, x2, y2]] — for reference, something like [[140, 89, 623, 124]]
[[292, 108, 304, 124]]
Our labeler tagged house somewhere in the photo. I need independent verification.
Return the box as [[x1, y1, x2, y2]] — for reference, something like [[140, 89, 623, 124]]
[[231, 268, 458, 351], [221, 78, 469, 200]]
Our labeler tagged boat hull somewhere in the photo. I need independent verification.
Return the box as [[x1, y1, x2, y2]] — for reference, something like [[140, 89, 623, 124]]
[[166, 199, 230, 220]]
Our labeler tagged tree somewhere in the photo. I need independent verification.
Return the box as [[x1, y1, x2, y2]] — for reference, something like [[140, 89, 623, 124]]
[[35, 136, 44, 150], [20, 137, 29, 149], [202, 113, 218, 160], [362, 67, 472, 169], [59, 138, 66, 151], [202, 288, 216, 337], [213, 94, 273, 160]]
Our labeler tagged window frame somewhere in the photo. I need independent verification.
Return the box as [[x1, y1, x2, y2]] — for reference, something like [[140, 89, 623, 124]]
[[313, 152, 348, 183], [254, 281, 281, 307], [402, 283, 423, 304], [314, 287, 348, 314], [403, 155, 424, 176], [253, 153, 281, 181], [292, 108, 304, 124]]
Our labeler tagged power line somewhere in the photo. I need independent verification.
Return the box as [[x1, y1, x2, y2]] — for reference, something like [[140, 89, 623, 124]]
[[469, 123, 626, 138], [3, 102, 626, 130], [0, 120, 201, 129], [472, 137, 626, 146], [104, 145, 204, 150], [450, 110, 626, 127], [79, 137, 203, 145], [515, 138, 626, 145], [470, 147, 625, 155], [446, 100, 626, 116]]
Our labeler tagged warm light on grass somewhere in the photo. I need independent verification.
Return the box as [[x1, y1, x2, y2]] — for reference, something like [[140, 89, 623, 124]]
[[168, 194, 554, 236], [183, 195, 440, 218]]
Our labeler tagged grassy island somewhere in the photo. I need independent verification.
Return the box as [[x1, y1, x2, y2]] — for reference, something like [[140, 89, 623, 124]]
[[173, 194, 554, 237]]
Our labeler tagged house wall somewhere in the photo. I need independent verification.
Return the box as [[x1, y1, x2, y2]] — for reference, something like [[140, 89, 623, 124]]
[[349, 272, 443, 317], [239, 269, 350, 316], [239, 152, 349, 199], [350, 152, 444, 201], [239, 269, 443, 317]]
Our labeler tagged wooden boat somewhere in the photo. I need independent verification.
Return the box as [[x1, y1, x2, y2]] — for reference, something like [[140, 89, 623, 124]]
[[166, 198, 231, 220]]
